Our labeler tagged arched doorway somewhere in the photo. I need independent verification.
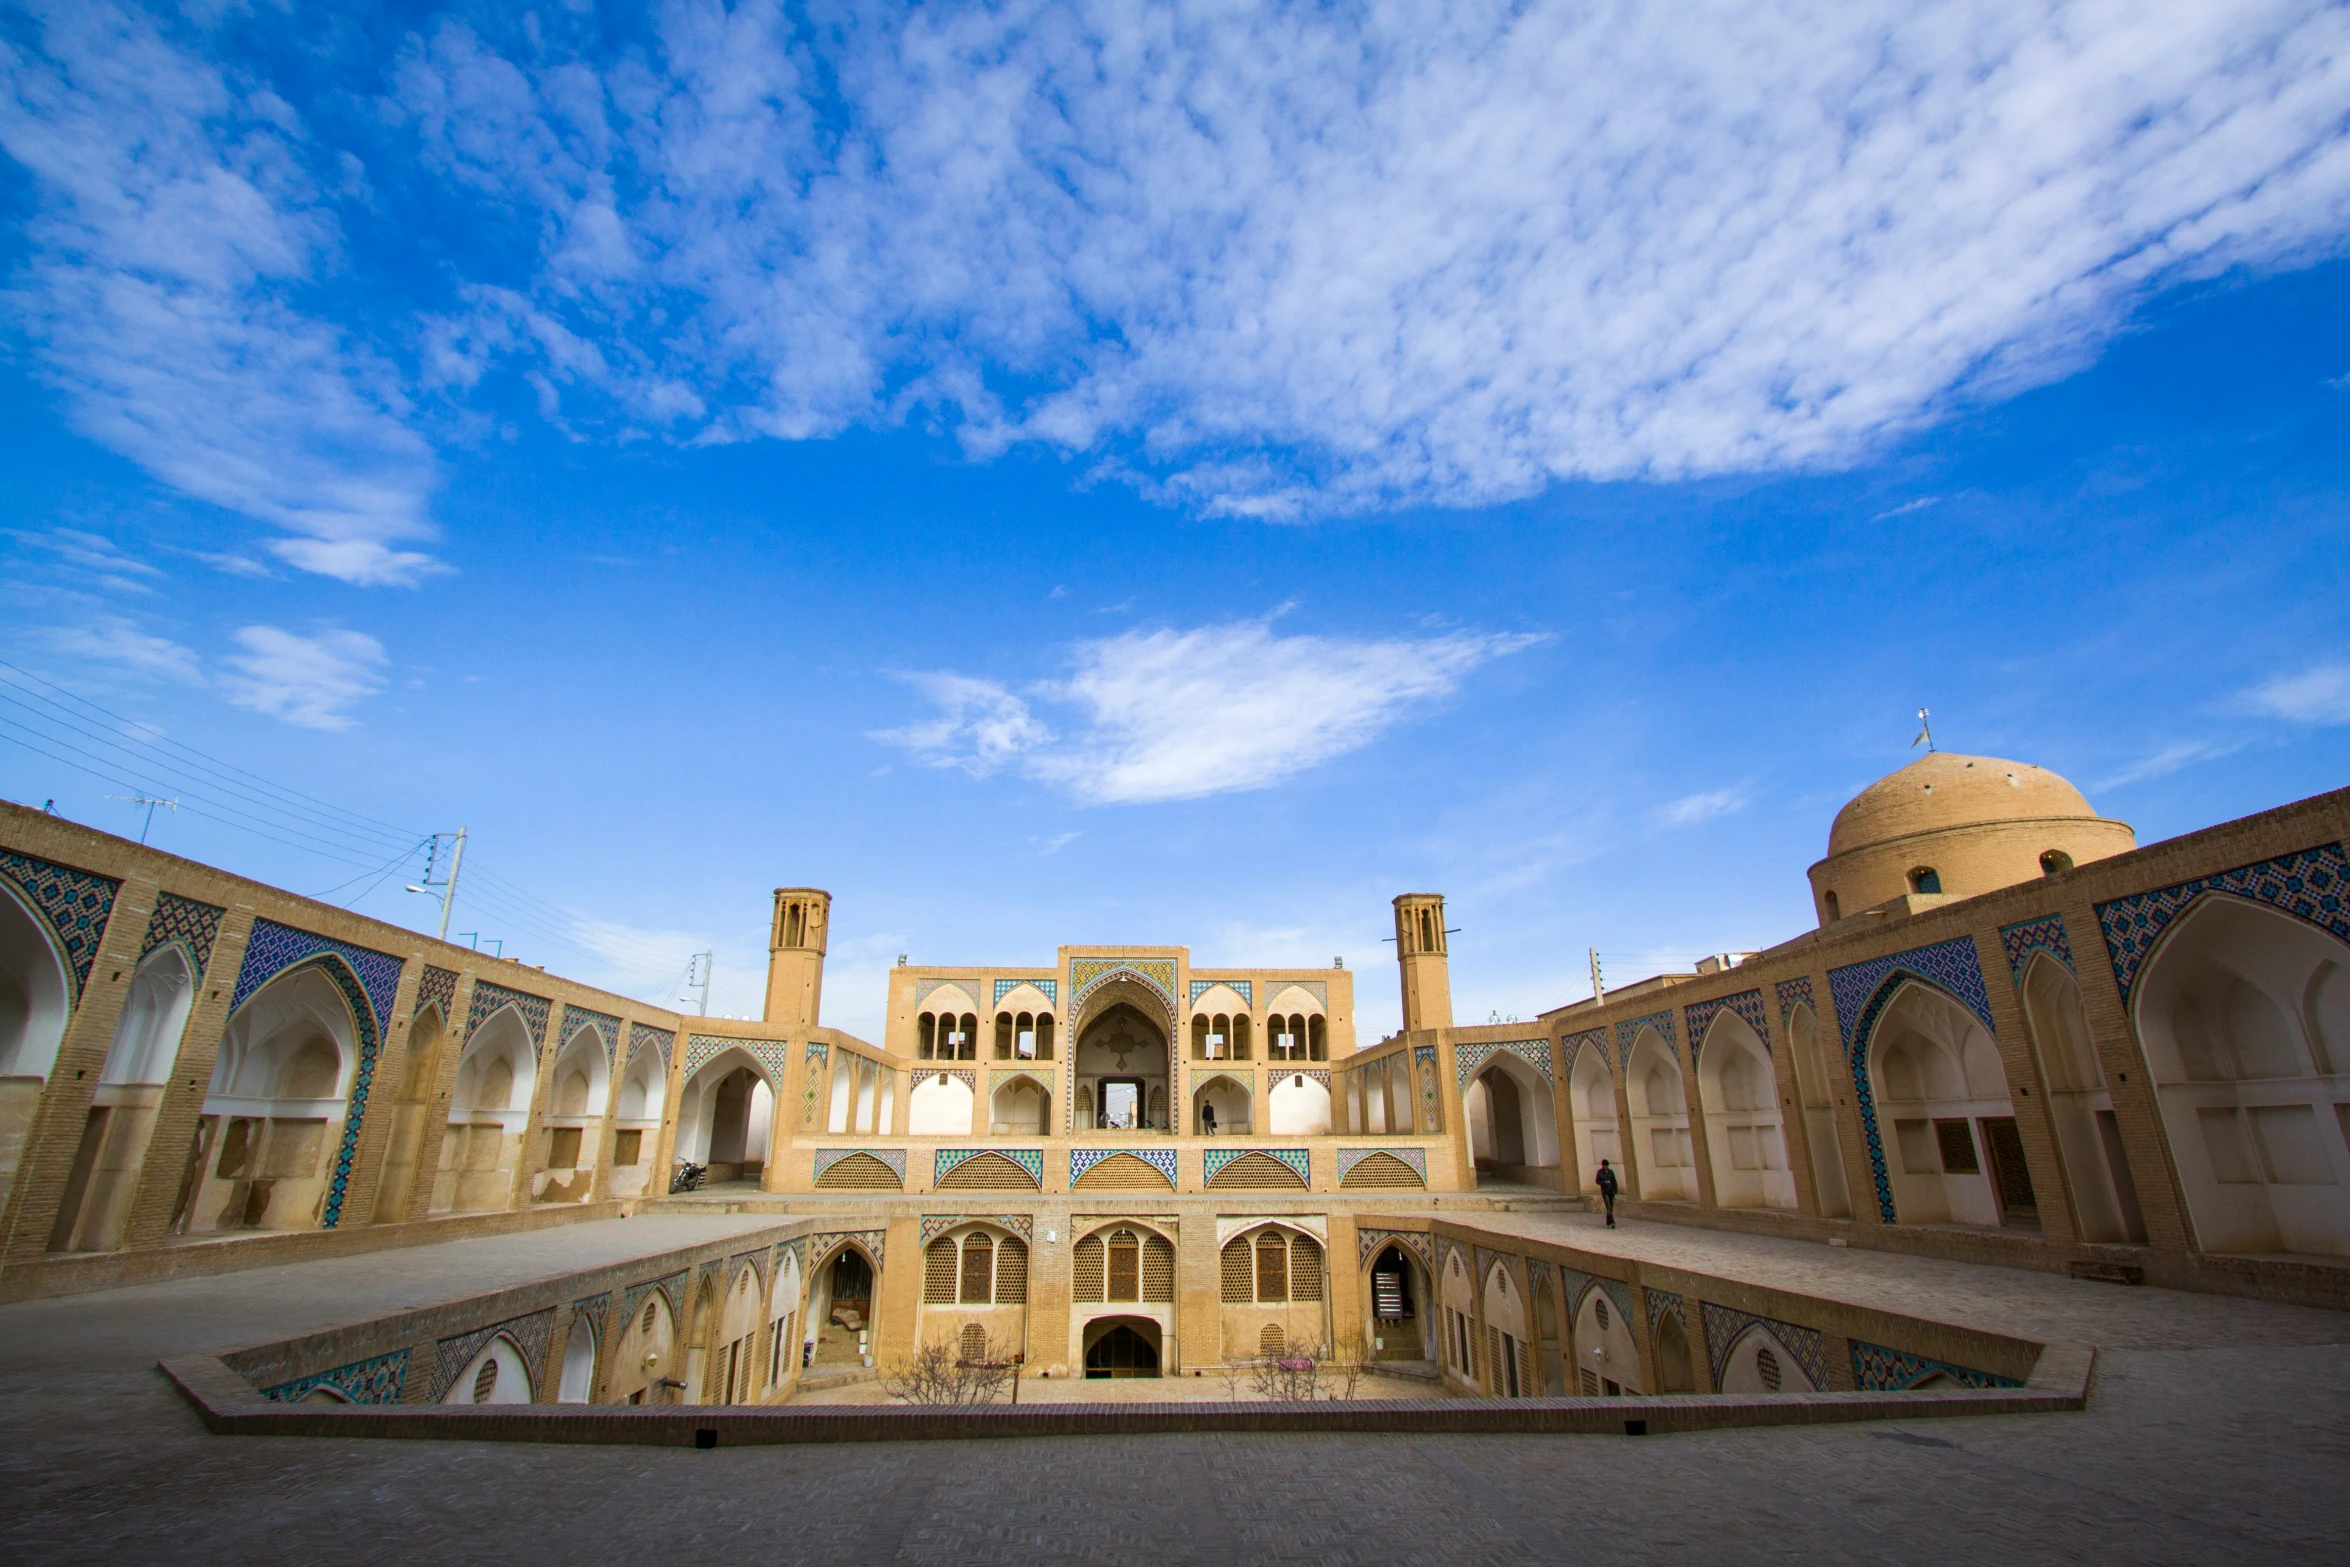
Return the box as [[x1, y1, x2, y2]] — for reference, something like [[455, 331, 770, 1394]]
[[2134, 896, 2350, 1255], [1083, 1317, 1161, 1378], [1696, 1011, 1794, 1211], [538, 1023, 609, 1204], [807, 1245, 878, 1371], [437, 1005, 535, 1214], [678, 1051, 776, 1185], [988, 1073, 1050, 1134], [1626, 1027, 1694, 1201], [1074, 997, 1172, 1131], [1481, 1264, 1532, 1397], [610, 1040, 667, 1199], [52, 943, 197, 1252], [1569, 1047, 1619, 1194], [1364, 1243, 1431, 1363], [1191, 1072, 1252, 1135], [190, 964, 359, 1233], [1868, 982, 2031, 1228], [1651, 1307, 1695, 1392], [1465, 1054, 1561, 1187], [2020, 953, 2144, 1242]]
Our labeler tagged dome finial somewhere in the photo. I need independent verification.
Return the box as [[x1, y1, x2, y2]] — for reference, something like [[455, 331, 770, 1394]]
[[1913, 706, 1935, 754]]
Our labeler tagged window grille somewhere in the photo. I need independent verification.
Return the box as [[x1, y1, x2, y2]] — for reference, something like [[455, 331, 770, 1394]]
[[1580, 1366, 1600, 1396], [996, 1237, 1029, 1303], [1290, 1236, 1323, 1301], [960, 1234, 994, 1305], [959, 1323, 987, 1361], [1256, 1233, 1288, 1302], [1260, 1324, 1285, 1357], [1107, 1230, 1141, 1302], [1756, 1345, 1782, 1392], [1072, 1233, 1105, 1301], [924, 1238, 958, 1303], [472, 1357, 498, 1403], [1221, 1239, 1253, 1302], [1142, 1234, 1175, 1301]]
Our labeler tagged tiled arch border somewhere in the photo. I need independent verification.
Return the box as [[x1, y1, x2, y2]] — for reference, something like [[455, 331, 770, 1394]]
[[2094, 843, 2350, 1005], [0, 849, 121, 1003], [1826, 934, 1996, 1225]]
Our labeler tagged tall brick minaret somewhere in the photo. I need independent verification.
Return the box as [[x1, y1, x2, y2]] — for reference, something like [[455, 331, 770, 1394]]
[[1392, 892, 1453, 1033]]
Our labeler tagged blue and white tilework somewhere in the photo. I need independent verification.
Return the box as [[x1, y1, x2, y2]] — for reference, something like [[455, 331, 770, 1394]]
[[1827, 934, 1995, 1224], [620, 1270, 687, 1337], [2096, 843, 2350, 1004], [1356, 1227, 1437, 1272], [814, 1148, 906, 1181], [1699, 1302, 1830, 1390], [1413, 1045, 1441, 1130], [934, 1147, 1045, 1187], [0, 850, 119, 1001], [993, 977, 1058, 1007], [920, 1212, 1035, 1246], [629, 1022, 673, 1066], [1453, 1038, 1555, 1088], [259, 1348, 410, 1406], [1682, 989, 1770, 1061], [1069, 1146, 1180, 1187], [1849, 1338, 2022, 1391], [1189, 978, 1254, 1007], [560, 1006, 622, 1063], [413, 964, 459, 1023], [231, 918, 403, 1024], [1998, 915, 2074, 981], [1336, 1145, 1428, 1182], [1560, 1027, 1610, 1074], [1614, 1010, 1676, 1063], [464, 979, 551, 1053], [1204, 1147, 1311, 1185], [139, 892, 224, 974], [684, 1033, 793, 1087], [1775, 975, 1815, 1021], [810, 1228, 888, 1269]]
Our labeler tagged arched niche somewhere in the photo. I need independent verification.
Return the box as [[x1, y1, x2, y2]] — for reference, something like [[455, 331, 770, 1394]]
[[677, 1048, 777, 1184], [1267, 1072, 1331, 1135], [1480, 1263, 1533, 1397], [1867, 981, 2030, 1229], [1717, 1323, 1819, 1394], [1464, 1052, 1560, 1187], [1625, 1028, 1694, 1201], [446, 1334, 534, 1405], [608, 1042, 667, 1199], [2020, 953, 2145, 1243], [1192, 1071, 1253, 1136], [1071, 985, 1173, 1132], [1785, 1002, 1852, 1218], [537, 1025, 611, 1204], [608, 1290, 678, 1405], [373, 1001, 449, 1224], [705, 1263, 766, 1404], [768, 1248, 805, 1391], [1696, 1011, 1794, 1211], [51, 944, 198, 1253], [1362, 1242, 1433, 1363], [1571, 1283, 1642, 1395], [988, 1072, 1051, 1135], [807, 1241, 880, 1372], [557, 1315, 597, 1403], [2133, 895, 2350, 1256], [437, 1005, 537, 1215], [1569, 1046, 1620, 1195], [187, 964, 359, 1235], [907, 1070, 975, 1135]]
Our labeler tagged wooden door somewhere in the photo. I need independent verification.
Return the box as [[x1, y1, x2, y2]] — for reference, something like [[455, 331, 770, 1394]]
[[1979, 1117, 2039, 1227]]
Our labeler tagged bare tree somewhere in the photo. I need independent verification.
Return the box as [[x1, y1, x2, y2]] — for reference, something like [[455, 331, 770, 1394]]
[[880, 1332, 1020, 1406], [1249, 1350, 1322, 1402], [1324, 1333, 1371, 1401]]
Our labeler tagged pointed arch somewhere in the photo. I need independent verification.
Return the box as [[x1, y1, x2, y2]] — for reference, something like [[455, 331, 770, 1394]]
[[1625, 1025, 1694, 1201], [1696, 1008, 1793, 1210], [50, 942, 198, 1252], [1783, 1000, 1852, 1218], [1865, 979, 2029, 1229], [1569, 1038, 1620, 1195]]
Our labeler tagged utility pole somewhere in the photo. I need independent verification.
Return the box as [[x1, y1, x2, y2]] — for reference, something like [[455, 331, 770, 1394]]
[[1589, 946, 1605, 1005], [686, 951, 713, 1016], [405, 827, 468, 942], [106, 794, 177, 844]]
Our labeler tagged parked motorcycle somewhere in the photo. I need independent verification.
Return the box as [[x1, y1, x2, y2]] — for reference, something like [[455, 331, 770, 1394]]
[[669, 1160, 707, 1193]]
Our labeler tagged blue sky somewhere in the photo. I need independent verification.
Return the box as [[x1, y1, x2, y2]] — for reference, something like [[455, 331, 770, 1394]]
[[2, 1, 2348, 1042]]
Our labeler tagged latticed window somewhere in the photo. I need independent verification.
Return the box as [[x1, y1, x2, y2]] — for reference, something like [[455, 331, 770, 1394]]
[[924, 1238, 958, 1303], [471, 1356, 498, 1403], [1755, 1346, 1782, 1392], [1256, 1232, 1288, 1303], [1072, 1233, 1105, 1301], [1221, 1238, 1253, 1302], [960, 1233, 994, 1304], [1260, 1323, 1285, 1356], [1142, 1234, 1174, 1301], [1107, 1230, 1141, 1302], [996, 1237, 1029, 1303], [1290, 1236, 1323, 1301], [959, 1323, 987, 1361]]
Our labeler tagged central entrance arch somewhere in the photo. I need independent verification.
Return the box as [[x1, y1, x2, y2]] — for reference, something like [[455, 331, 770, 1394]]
[[1072, 993, 1173, 1132], [1083, 1317, 1161, 1377]]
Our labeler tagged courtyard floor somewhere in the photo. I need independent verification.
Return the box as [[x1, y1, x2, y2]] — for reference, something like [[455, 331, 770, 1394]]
[[1, 1209, 2344, 1564]]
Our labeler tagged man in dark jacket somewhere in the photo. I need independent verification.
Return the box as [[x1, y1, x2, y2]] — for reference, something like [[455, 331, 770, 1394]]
[[1594, 1159, 1619, 1227]]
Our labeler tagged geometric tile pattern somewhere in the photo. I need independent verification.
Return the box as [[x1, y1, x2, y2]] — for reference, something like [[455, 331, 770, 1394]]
[[307, 956, 387, 1231], [258, 1348, 410, 1406], [1414, 1046, 1441, 1132], [559, 1005, 622, 1063], [139, 891, 224, 974], [430, 1307, 555, 1402], [1682, 989, 1770, 1062], [620, 1270, 688, 1342], [801, 1042, 828, 1128], [1336, 1145, 1428, 1181], [413, 964, 458, 1022], [814, 1147, 906, 1180], [1645, 1285, 1684, 1339], [1263, 979, 1330, 1009], [1593, 1275, 1636, 1328], [629, 1023, 673, 1066], [914, 978, 978, 1012], [1998, 915, 2074, 982], [1827, 934, 1996, 1225], [1453, 1038, 1555, 1088], [1203, 1147, 1311, 1185], [808, 1228, 888, 1270], [465, 980, 551, 1055], [2095, 843, 2350, 1004], [1699, 1302, 1830, 1391], [0, 850, 120, 1002], [1188, 979, 1252, 1007], [995, 977, 1059, 1007], [1069, 959, 1178, 1020], [920, 1212, 1035, 1246], [1614, 1010, 1676, 1064], [1775, 975, 1815, 1021], [934, 1147, 1045, 1186], [1848, 1338, 2023, 1391], [683, 1034, 792, 1088], [1069, 1147, 1180, 1187], [916, 1068, 976, 1091], [229, 918, 405, 1029], [1559, 1027, 1610, 1075], [1355, 1227, 1437, 1272]]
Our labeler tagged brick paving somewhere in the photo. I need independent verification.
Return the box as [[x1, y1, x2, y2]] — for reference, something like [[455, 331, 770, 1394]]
[[0, 1213, 2345, 1564]]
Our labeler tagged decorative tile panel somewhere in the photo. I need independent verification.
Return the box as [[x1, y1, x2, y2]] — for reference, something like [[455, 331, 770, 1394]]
[[809, 1228, 888, 1270], [2096, 844, 2350, 1004], [1998, 915, 2074, 981], [1682, 989, 1770, 1061], [413, 964, 459, 1023], [1776, 975, 1815, 1021], [139, 892, 224, 974], [801, 1041, 828, 1127], [1594, 1276, 1636, 1327], [1263, 979, 1329, 1009], [1204, 1147, 1311, 1184], [920, 1212, 1035, 1247], [620, 1270, 687, 1337], [1827, 935, 1995, 1224], [231, 918, 403, 1028], [308, 957, 387, 1230], [1189, 979, 1254, 1007], [1699, 1302, 1830, 1391], [629, 1023, 673, 1066], [914, 978, 979, 1011], [1848, 1338, 2022, 1391], [1336, 1146, 1427, 1181], [1068, 1146, 1180, 1186], [683, 1033, 793, 1087], [1413, 1045, 1441, 1130], [916, 1068, 976, 1091], [560, 1006, 622, 1063], [1453, 1037, 1555, 1088], [258, 1348, 409, 1406], [814, 1147, 906, 1180], [1356, 1227, 1437, 1272], [0, 850, 119, 1002], [993, 977, 1057, 1007], [934, 1147, 1044, 1186], [430, 1308, 555, 1402], [464, 979, 552, 1055], [1069, 958, 1178, 1012], [1614, 1010, 1676, 1063], [1559, 1027, 1610, 1075], [1645, 1286, 1684, 1337]]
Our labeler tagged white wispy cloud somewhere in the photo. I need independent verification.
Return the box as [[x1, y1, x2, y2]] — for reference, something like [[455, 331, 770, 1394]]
[[40, 614, 202, 684], [875, 621, 1545, 804], [219, 624, 386, 730], [2245, 660, 2350, 725], [2096, 740, 2243, 791], [0, 2, 442, 585], [1652, 787, 1750, 828]]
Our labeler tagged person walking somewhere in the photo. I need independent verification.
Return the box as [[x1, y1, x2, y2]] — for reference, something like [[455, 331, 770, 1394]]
[[1202, 1101, 1218, 1135], [1594, 1158, 1619, 1227]]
